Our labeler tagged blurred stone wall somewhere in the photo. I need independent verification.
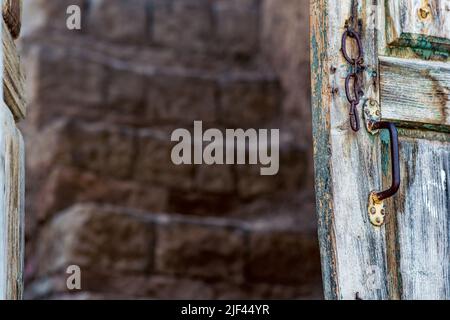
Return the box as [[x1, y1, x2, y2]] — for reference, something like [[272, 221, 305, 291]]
[[20, 0, 321, 299]]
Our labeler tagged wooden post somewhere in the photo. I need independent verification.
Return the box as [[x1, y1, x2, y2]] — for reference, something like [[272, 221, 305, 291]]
[[310, 0, 388, 299], [0, 0, 24, 300]]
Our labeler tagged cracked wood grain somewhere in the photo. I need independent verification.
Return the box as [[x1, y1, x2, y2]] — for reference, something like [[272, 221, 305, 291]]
[[0, 102, 24, 299], [380, 56, 450, 129], [0, 0, 24, 299], [2, 17, 25, 120], [393, 135, 450, 299]]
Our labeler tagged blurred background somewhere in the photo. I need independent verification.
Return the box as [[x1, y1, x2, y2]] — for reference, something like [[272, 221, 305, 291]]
[[18, 0, 322, 299]]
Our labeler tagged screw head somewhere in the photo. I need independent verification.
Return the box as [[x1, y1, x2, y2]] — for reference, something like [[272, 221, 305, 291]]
[[418, 6, 431, 20]]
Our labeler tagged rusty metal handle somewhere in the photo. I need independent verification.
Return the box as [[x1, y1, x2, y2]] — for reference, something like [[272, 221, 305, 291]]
[[367, 121, 400, 226], [371, 121, 400, 201], [364, 102, 401, 227]]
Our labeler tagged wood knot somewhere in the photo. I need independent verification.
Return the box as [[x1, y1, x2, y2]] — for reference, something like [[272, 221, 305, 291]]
[[2, 0, 22, 39]]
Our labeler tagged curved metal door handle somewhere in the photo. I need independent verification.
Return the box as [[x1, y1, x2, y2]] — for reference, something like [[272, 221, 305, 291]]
[[366, 120, 401, 227], [371, 121, 400, 201]]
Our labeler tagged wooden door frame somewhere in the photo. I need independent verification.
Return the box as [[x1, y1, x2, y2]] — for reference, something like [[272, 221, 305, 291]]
[[0, 0, 24, 300], [310, 0, 394, 300]]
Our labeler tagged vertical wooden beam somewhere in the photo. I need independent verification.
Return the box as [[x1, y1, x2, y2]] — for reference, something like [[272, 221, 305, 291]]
[[311, 0, 390, 299], [310, 0, 339, 300], [0, 102, 24, 299], [0, 0, 24, 300]]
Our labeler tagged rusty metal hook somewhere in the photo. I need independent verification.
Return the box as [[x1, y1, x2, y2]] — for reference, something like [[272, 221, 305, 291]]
[[349, 101, 360, 132]]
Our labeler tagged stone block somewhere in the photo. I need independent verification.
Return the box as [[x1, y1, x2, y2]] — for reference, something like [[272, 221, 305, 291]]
[[34, 166, 168, 222], [36, 204, 153, 276], [194, 165, 235, 194], [155, 221, 245, 281], [218, 76, 280, 127], [152, 0, 213, 51], [27, 120, 136, 180], [30, 46, 105, 108], [167, 190, 239, 216], [245, 230, 321, 284], [134, 128, 195, 190], [236, 164, 281, 199], [106, 67, 146, 121], [88, 0, 149, 44], [145, 73, 216, 124], [213, 0, 260, 56]]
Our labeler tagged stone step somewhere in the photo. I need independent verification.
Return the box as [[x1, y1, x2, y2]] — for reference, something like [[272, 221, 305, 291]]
[[23, 42, 280, 130], [25, 203, 322, 299], [26, 274, 324, 300], [26, 119, 309, 223], [23, 0, 262, 58]]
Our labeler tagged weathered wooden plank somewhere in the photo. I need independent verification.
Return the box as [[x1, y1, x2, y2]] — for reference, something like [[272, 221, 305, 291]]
[[311, 0, 390, 299], [0, 2, 24, 299], [392, 135, 450, 299], [378, 1, 450, 300], [386, 0, 450, 51], [380, 56, 450, 130], [2, 17, 25, 120], [310, 0, 338, 300], [2, 0, 21, 39], [0, 101, 24, 299]]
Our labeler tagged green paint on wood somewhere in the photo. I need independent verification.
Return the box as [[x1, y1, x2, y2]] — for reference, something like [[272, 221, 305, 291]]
[[391, 34, 450, 60], [380, 130, 390, 174]]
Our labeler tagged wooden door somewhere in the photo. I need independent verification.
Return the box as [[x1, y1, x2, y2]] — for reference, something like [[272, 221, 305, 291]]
[[311, 0, 450, 299], [0, 0, 25, 300]]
